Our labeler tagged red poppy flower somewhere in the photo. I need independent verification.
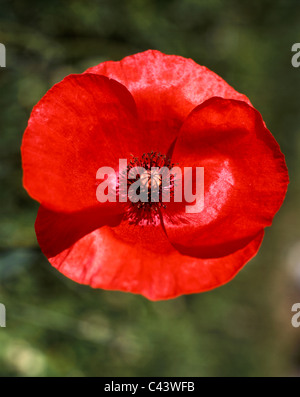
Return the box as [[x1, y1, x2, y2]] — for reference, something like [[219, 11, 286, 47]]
[[21, 50, 288, 300]]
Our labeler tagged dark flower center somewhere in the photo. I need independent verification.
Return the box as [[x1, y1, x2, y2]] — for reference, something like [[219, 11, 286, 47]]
[[118, 152, 176, 224]]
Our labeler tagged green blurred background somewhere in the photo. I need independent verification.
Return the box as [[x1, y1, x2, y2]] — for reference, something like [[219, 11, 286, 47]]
[[0, 0, 300, 376]]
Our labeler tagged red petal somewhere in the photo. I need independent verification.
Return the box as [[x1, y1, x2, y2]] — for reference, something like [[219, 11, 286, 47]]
[[22, 74, 145, 213], [36, 205, 264, 300], [162, 97, 289, 258], [85, 50, 251, 155], [35, 205, 123, 258]]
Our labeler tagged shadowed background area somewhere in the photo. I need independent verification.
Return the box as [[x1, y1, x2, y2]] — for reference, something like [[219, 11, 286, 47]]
[[0, 0, 300, 376]]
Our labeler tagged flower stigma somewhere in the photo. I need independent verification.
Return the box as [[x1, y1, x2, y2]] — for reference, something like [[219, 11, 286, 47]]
[[118, 151, 177, 224]]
